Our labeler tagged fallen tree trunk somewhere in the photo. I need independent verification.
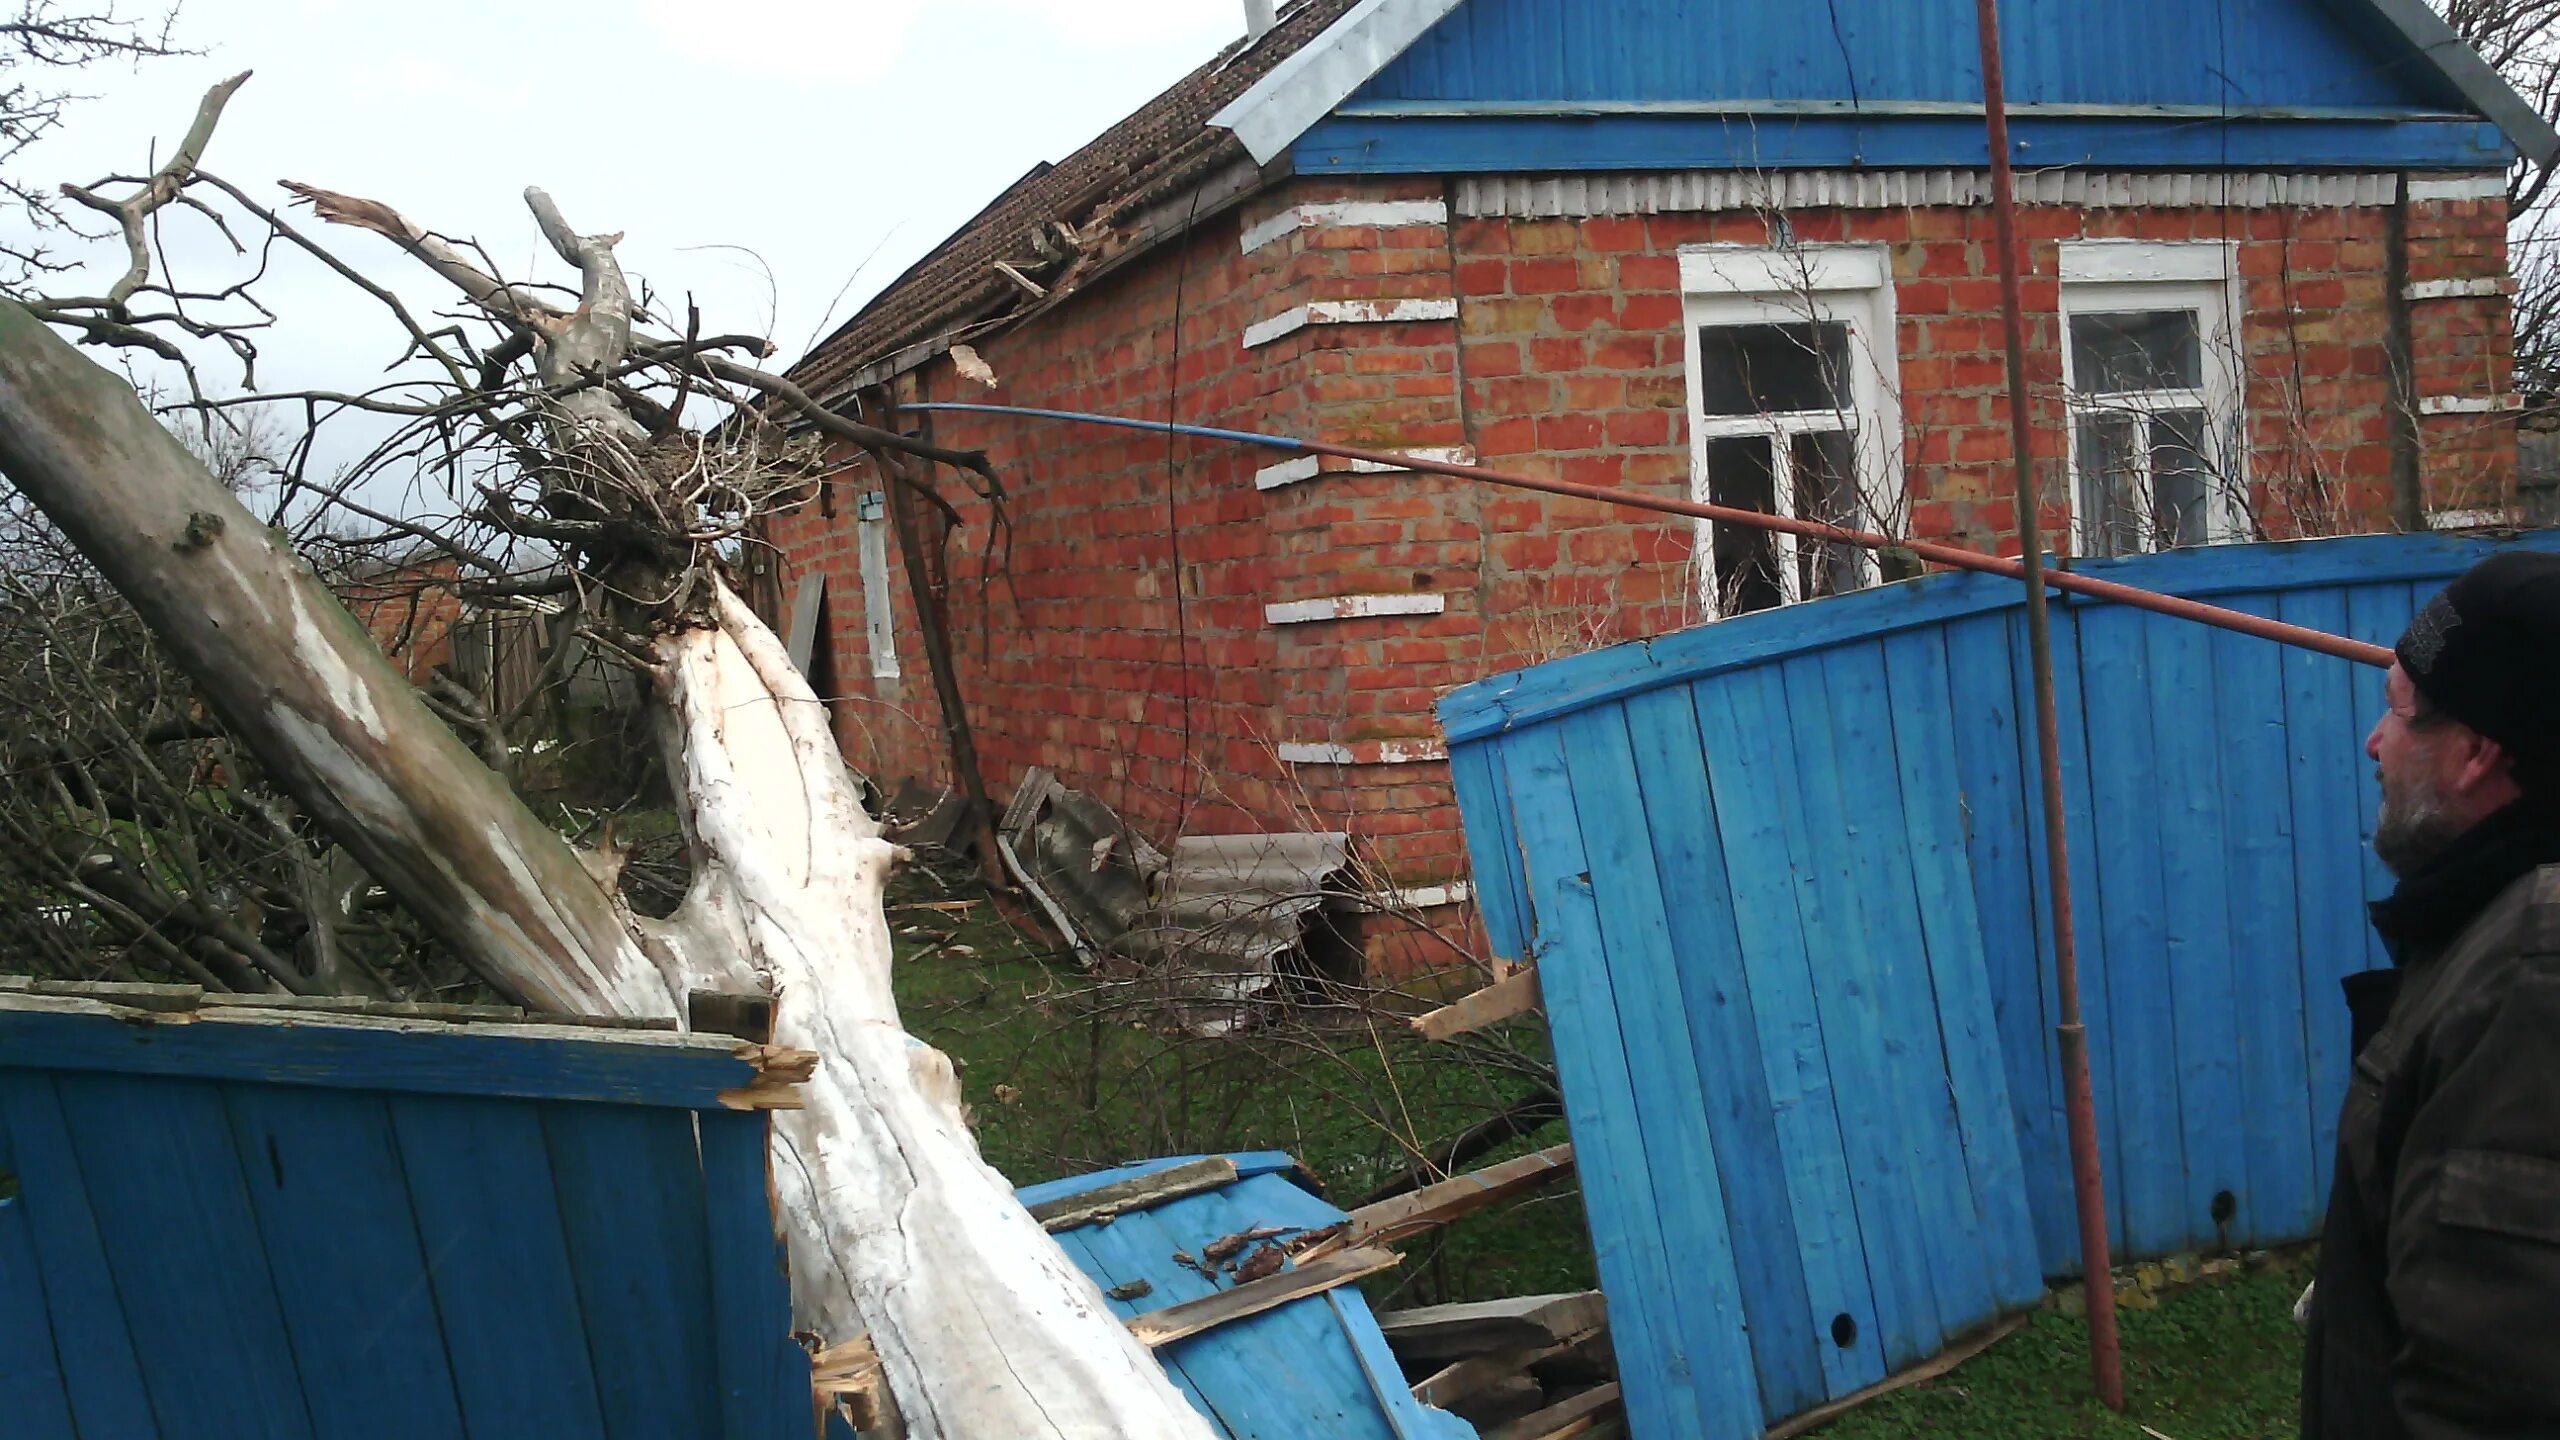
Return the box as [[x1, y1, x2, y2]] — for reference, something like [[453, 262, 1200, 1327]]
[[0, 297, 1217, 1437]]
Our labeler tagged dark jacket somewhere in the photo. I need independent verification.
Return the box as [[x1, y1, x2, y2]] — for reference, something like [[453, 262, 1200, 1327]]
[[2302, 802, 2560, 1439]]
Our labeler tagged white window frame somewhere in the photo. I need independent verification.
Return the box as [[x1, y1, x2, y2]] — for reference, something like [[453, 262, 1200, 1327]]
[[855, 489, 901, 680], [1679, 243, 1903, 619], [2057, 241, 2247, 558]]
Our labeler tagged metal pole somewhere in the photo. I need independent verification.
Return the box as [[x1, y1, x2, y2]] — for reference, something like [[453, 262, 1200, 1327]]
[[1975, 0, 2125, 1409], [906, 402, 2392, 668]]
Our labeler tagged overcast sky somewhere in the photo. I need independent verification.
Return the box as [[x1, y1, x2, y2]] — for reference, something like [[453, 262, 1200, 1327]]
[[12, 0, 1251, 482]]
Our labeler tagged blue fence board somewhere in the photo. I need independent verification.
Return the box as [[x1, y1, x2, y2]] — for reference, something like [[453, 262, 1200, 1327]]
[[223, 1085, 467, 1439], [1440, 530, 2560, 1432], [0, 1070, 158, 1439], [3, 1002, 807, 1440]]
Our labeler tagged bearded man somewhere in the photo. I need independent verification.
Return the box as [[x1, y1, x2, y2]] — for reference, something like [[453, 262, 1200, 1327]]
[[2300, 549, 2560, 1439]]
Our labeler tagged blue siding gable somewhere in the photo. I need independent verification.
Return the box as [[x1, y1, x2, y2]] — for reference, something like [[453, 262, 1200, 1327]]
[[1296, 0, 2513, 173]]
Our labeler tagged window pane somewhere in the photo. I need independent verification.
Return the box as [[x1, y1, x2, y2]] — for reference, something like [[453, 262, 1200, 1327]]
[[1790, 429, 1864, 598], [2074, 415, 2144, 558], [1706, 434, 1784, 615], [2151, 408, 2213, 549], [2070, 310, 2201, 394], [1698, 321, 1852, 417]]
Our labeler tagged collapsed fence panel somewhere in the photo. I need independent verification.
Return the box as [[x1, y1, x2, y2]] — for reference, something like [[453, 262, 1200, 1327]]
[[1440, 528, 2560, 1435]]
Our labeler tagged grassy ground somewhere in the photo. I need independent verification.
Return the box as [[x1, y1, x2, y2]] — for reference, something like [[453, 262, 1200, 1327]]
[[1815, 1254, 2313, 1439], [887, 858, 2310, 1431]]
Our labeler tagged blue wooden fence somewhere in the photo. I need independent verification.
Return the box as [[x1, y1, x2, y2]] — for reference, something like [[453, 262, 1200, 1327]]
[[0, 982, 810, 1439], [1439, 529, 2560, 1438]]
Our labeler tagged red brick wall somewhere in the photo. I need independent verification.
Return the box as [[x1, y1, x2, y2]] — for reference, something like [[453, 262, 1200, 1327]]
[[774, 174, 2519, 977]]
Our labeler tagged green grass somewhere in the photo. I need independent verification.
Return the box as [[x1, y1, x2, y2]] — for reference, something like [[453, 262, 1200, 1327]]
[[1814, 1254, 2313, 1439]]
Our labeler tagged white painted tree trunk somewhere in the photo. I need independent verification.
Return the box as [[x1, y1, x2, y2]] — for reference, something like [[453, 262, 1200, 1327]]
[[0, 296, 1220, 1437], [650, 591, 1215, 1435]]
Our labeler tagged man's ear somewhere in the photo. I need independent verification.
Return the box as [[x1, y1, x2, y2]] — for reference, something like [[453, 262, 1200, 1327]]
[[2454, 729, 2519, 798]]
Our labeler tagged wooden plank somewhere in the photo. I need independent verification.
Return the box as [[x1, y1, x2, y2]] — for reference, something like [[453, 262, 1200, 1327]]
[[0, 996, 763, 1110], [1335, 1143, 1574, 1250], [1553, 702, 1763, 1438], [52, 1072, 315, 1440], [1943, 608, 2071, 1276], [2076, 603, 2184, 1261], [1620, 682, 1825, 1418], [2213, 594, 2318, 1246], [221, 1083, 468, 1438], [1816, 642, 1998, 1339], [1448, 740, 1533, 967], [1411, 1341, 1576, 1411], [1378, 1293, 1609, 1362], [2147, 609, 2249, 1257], [1879, 628, 2045, 1312], [0, 1083, 78, 1439], [1411, 967, 1542, 1041], [2277, 584, 2371, 1204], [2033, 605, 2127, 1263], [698, 1110, 810, 1440], [1126, 1246, 1400, 1348], [542, 1103, 719, 1440], [1483, 1382, 1622, 1440], [1027, 1156, 1237, 1231], [389, 1095, 609, 1440], [1777, 652, 1942, 1371], [1498, 721, 1703, 1439], [1690, 667, 1885, 1399], [0, 1072, 157, 1438]]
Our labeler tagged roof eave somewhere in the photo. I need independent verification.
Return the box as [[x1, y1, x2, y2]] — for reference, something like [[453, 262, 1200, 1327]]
[[1209, 0, 1466, 163], [2352, 0, 2558, 166]]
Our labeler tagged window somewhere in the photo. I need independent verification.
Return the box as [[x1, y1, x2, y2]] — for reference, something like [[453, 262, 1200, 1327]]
[[1680, 245, 1901, 619], [2059, 242, 2244, 558], [856, 489, 901, 679]]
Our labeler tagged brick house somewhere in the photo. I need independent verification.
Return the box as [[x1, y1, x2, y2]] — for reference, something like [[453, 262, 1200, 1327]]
[[769, 0, 2555, 973]]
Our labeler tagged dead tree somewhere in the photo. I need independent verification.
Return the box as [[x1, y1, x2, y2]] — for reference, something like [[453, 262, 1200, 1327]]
[[0, 76, 1215, 1440]]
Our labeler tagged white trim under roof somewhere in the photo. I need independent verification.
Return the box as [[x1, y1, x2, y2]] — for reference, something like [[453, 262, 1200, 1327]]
[[1209, 0, 1466, 164]]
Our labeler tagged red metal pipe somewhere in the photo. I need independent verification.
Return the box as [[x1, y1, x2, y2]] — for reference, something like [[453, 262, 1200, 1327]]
[[1976, 0, 2126, 1410], [905, 402, 2391, 669], [1280, 435, 2390, 667]]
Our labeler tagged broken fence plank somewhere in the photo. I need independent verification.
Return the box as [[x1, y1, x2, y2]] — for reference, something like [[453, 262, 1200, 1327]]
[[1377, 1291, 1609, 1364], [1125, 1246, 1401, 1349], [1412, 967, 1542, 1041], [1334, 1143, 1575, 1252], [1027, 1156, 1238, 1232], [1412, 1342, 1571, 1411], [1483, 1383, 1622, 1440], [1761, 1311, 2031, 1440]]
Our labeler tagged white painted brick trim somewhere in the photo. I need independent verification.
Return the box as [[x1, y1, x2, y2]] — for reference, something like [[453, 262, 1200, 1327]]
[[2407, 174, 2508, 202], [1241, 199, 1451, 255], [2403, 277, 2506, 301], [1254, 444, 1480, 491], [1264, 593, 1448, 625], [1241, 297, 1460, 349], [1275, 738, 1452, 765], [2417, 394, 2523, 416], [1253, 455, 1324, 489], [1389, 881, 1473, 910], [2429, 507, 2513, 529]]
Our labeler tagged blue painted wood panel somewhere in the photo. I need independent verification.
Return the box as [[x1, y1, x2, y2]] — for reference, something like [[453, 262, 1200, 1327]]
[[1305, 0, 2512, 172], [3, 1007, 804, 1440], [1440, 530, 2560, 1427]]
